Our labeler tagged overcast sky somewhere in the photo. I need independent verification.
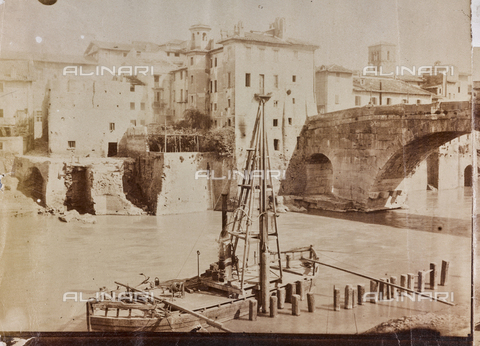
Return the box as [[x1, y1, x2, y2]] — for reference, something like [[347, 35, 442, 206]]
[[0, 0, 472, 73]]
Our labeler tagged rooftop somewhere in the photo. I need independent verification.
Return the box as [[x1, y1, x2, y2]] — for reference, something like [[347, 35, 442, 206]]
[[353, 76, 433, 96], [317, 64, 352, 74]]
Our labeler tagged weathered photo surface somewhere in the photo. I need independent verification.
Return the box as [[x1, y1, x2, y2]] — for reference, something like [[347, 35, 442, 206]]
[[0, 0, 474, 343]]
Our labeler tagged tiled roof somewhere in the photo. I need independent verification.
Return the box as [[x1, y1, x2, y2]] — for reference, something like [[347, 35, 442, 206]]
[[1, 51, 95, 65], [353, 77, 433, 96], [218, 31, 318, 49], [317, 64, 352, 74]]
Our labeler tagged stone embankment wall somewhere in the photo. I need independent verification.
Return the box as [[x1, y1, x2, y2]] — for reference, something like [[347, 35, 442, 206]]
[[14, 153, 233, 216], [124, 152, 234, 215], [14, 156, 143, 215]]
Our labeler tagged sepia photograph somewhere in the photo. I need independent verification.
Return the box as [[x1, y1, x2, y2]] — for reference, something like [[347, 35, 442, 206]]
[[0, 0, 475, 344]]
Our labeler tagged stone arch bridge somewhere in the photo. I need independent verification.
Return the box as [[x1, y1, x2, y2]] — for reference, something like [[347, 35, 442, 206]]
[[280, 101, 472, 211]]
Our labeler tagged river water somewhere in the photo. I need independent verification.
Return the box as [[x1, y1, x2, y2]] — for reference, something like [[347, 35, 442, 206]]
[[0, 187, 473, 333]]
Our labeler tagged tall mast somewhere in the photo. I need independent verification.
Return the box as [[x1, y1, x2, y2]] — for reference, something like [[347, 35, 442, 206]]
[[258, 93, 271, 313]]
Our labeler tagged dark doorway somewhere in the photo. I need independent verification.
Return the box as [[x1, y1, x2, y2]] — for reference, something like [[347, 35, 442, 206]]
[[19, 167, 45, 205], [108, 142, 118, 157], [464, 165, 473, 187], [304, 153, 333, 195], [65, 166, 94, 214]]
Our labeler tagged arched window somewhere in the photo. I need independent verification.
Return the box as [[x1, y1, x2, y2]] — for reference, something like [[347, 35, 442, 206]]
[[202, 33, 207, 41]]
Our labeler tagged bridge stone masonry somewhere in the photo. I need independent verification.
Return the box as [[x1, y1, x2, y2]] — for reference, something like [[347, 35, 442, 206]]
[[280, 101, 472, 211]]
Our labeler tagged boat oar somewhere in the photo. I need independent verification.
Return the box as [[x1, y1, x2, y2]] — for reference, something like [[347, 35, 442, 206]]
[[114, 281, 234, 332], [301, 259, 455, 306]]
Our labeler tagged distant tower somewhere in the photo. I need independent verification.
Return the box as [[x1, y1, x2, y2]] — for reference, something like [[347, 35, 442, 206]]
[[189, 24, 211, 50], [368, 43, 397, 76]]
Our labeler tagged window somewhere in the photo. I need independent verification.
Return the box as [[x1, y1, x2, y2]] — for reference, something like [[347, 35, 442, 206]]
[[130, 102, 135, 110], [246, 47, 251, 60], [292, 98, 295, 104], [190, 57, 194, 65], [190, 95, 194, 104], [136, 51, 141, 57], [274, 50, 279, 62], [173, 90, 176, 101], [0, 109, 4, 117], [214, 80, 217, 92], [202, 33, 207, 41], [402, 99, 407, 104], [259, 48, 265, 60], [210, 81, 213, 93], [273, 139, 280, 151], [141, 102, 145, 110], [386, 98, 392, 105], [458, 86, 461, 93], [228, 118, 231, 126], [417, 99, 421, 104], [245, 73, 251, 87], [215, 57, 217, 67], [68, 141, 76, 149], [371, 97, 377, 105], [214, 103, 217, 111], [0, 142, 3, 150], [259, 74, 264, 94], [123, 53, 127, 57], [109, 123, 115, 131], [180, 71, 183, 80], [292, 75, 296, 82], [355, 96, 361, 106], [273, 119, 278, 127], [274, 75, 279, 88], [175, 52, 180, 57], [130, 120, 136, 126], [273, 100, 278, 107], [387, 51, 390, 60], [228, 99, 231, 108], [130, 85, 135, 92], [228, 72, 231, 88], [335, 95, 339, 104], [288, 118, 292, 125], [180, 89, 183, 101]]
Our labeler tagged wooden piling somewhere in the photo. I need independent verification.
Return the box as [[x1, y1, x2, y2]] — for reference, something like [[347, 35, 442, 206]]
[[385, 279, 391, 300], [430, 263, 437, 290], [390, 276, 397, 298], [369, 280, 378, 303], [277, 288, 285, 309], [249, 299, 257, 321], [296, 280, 305, 301], [334, 287, 340, 311], [440, 260, 449, 286], [270, 296, 278, 317], [352, 288, 357, 308], [407, 273, 415, 290], [286, 254, 291, 269], [286, 283, 294, 303], [418, 271, 426, 292], [307, 292, 315, 312], [357, 284, 365, 305], [400, 274, 407, 293], [292, 294, 301, 316], [344, 285, 353, 309]]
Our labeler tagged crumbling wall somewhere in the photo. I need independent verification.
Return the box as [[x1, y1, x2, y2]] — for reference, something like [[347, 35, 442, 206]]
[[88, 160, 144, 215]]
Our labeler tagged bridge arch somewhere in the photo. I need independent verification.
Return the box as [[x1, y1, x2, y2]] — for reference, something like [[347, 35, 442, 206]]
[[369, 131, 469, 197], [304, 153, 333, 195]]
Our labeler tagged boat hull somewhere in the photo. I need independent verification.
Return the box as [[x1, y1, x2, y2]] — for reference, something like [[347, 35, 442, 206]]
[[89, 298, 251, 332]]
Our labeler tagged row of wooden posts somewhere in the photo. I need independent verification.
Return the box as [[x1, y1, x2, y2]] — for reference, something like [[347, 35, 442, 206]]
[[333, 260, 450, 310], [248, 279, 315, 320]]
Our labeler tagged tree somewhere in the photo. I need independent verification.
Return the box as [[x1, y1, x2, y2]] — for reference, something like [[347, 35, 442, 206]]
[[177, 108, 212, 131]]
